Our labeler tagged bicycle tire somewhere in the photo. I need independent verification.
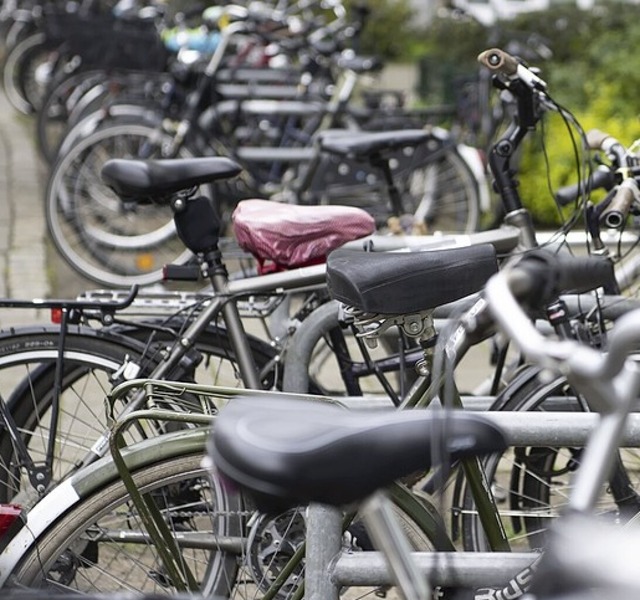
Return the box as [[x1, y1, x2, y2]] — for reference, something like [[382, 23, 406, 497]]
[[459, 370, 640, 551], [0, 324, 276, 504], [39, 70, 172, 165], [45, 120, 196, 287], [305, 135, 481, 234], [35, 70, 107, 164], [402, 141, 481, 233], [55, 103, 164, 161], [3, 16, 37, 56], [8, 451, 244, 595], [2, 32, 54, 114], [361, 114, 483, 233]]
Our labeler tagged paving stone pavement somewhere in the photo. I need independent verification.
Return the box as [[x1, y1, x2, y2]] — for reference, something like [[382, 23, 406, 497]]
[[0, 89, 51, 325]]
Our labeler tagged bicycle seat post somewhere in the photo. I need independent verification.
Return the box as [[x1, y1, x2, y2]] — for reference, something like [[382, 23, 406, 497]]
[[172, 192, 262, 390], [370, 152, 405, 218]]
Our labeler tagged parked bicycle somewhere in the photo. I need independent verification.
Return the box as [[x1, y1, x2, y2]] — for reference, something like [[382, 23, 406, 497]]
[[0, 44, 637, 597], [36, 2, 486, 287], [2, 0, 166, 115], [210, 249, 640, 600]]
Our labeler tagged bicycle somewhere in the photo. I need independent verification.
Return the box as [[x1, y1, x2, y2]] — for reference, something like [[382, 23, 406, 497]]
[[0, 43, 632, 596], [41, 3, 485, 287], [0, 245, 625, 595], [208, 249, 640, 600], [0, 138, 521, 512], [31, 42, 632, 548]]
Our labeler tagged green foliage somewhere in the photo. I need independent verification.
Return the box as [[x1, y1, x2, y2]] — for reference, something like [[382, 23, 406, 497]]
[[509, 3, 640, 225], [519, 103, 640, 227], [414, 2, 640, 225], [343, 0, 420, 60]]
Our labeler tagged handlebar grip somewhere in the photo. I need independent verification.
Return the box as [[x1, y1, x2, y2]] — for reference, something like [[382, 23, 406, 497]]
[[477, 48, 518, 75], [585, 128, 627, 164], [585, 128, 611, 150], [511, 251, 615, 306], [555, 254, 615, 295], [554, 168, 616, 206], [600, 180, 637, 229], [477, 47, 547, 90]]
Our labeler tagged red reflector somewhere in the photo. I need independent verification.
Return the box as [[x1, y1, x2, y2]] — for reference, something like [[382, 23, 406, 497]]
[[51, 308, 62, 324], [0, 504, 22, 538]]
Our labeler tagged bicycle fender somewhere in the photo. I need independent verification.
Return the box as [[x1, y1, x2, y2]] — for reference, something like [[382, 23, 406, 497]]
[[0, 428, 210, 585]]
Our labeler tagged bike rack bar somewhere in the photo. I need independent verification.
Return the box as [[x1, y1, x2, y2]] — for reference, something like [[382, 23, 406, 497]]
[[339, 395, 575, 411], [484, 411, 640, 447], [332, 550, 537, 588], [302, 402, 640, 446]]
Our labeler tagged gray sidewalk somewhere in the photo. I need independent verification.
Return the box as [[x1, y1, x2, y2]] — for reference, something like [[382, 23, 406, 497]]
[[0, 89, 50, 324]]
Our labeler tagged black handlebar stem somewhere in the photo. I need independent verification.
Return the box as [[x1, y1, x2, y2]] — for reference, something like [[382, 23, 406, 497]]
[[488, 78, 541, 213]]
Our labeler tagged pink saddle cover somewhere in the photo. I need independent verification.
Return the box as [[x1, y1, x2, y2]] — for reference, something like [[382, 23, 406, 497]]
[[233, 199, 375, 271]]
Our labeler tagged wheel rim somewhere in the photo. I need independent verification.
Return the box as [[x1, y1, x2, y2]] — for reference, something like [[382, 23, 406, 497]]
[[46, 122, 195, 287]]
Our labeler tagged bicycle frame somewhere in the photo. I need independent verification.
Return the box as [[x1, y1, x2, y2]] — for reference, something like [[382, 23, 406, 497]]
[[74, 224, 520, 466], [42, 372, 640, 596]]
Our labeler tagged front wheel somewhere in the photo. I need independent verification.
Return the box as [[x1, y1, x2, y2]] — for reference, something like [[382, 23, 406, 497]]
[[459, 371, 640, 551]]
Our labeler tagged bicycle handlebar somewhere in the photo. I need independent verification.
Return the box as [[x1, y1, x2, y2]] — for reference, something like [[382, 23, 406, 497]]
[[484, 252, 636, 381], [600, 178, 638, 229], [555, 129, 639, 229], [554, 168, 616, 206], [507, 251, 614, 302], [586, 128, 628, 164], [477, 47, 547, 90]]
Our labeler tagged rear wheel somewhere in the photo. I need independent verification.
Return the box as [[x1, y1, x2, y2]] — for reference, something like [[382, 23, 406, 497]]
[[45, 120, 195, 287], [0, 325, 276, 504], [2, 32, 55, 114], [403, 145, 481, 233], [304, 139, 481, 234], [36, 70, 107, 164]]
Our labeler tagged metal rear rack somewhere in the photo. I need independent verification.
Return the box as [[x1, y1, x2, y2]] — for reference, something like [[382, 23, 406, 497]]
[[76, 288, 284, 320]]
